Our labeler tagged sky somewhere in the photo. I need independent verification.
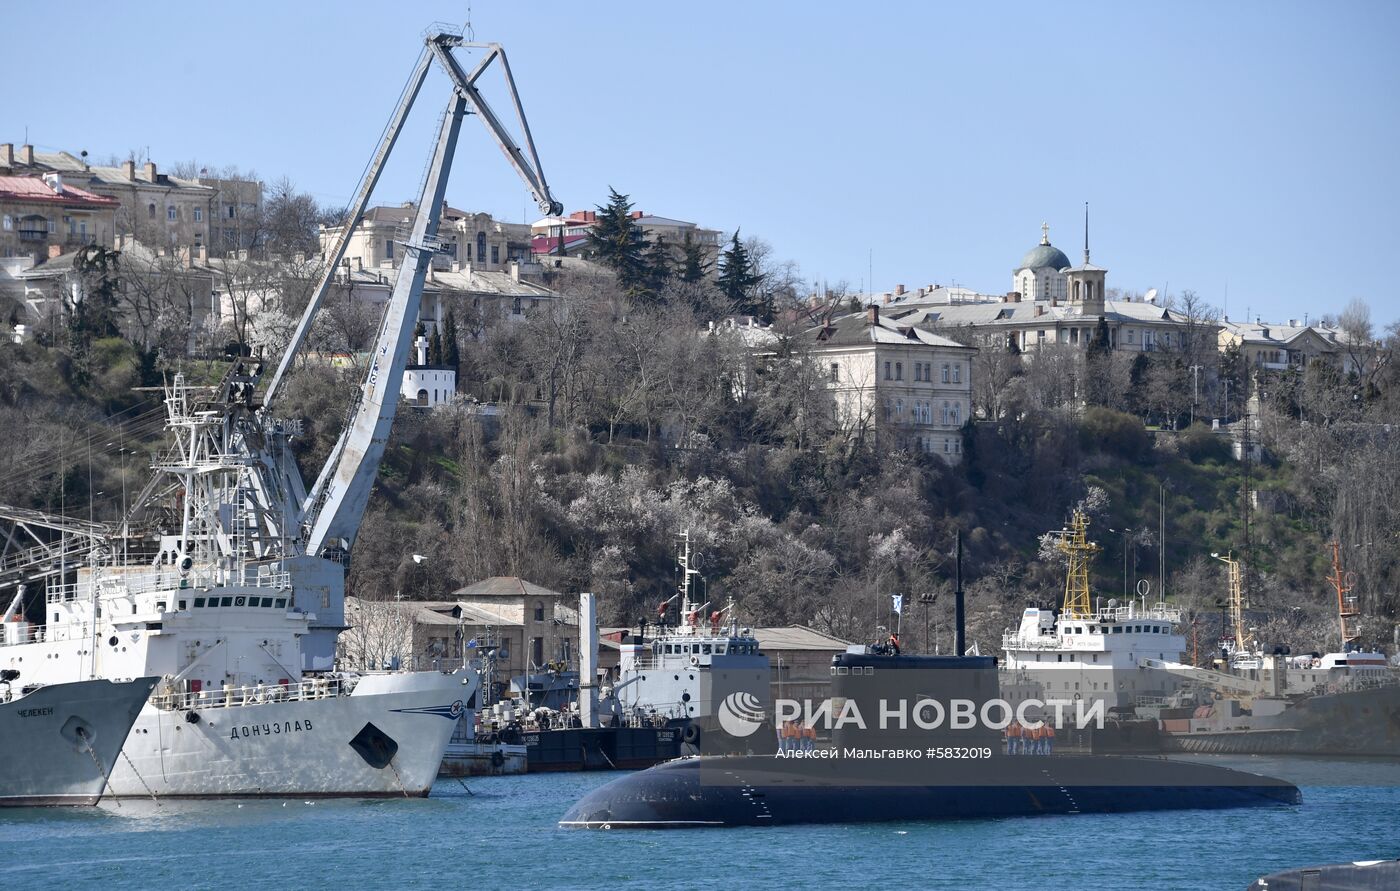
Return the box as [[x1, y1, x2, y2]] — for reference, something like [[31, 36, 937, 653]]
[[5, 1, 1399, 329]]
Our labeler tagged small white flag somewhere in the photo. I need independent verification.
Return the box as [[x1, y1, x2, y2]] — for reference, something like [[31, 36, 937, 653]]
[[891, 594, 903, 615]]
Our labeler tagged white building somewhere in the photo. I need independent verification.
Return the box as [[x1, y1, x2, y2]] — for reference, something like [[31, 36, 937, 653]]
[[402, 335, 456, 408], [805, 304, 977, 461]]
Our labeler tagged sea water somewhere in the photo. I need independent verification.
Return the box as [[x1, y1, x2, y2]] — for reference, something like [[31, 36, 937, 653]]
[[2, 756, 1397, 890]]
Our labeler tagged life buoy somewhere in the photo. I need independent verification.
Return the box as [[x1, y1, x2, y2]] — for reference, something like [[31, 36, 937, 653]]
[[681, 723, 701, 745], [490, 750, 505, 768], [1072, 692, 1082, 701], [689, 654, 700, 667]]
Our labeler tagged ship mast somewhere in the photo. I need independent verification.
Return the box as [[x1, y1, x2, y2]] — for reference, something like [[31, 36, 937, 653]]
[[1213, 551, 1249, 656], [1056, 509, 1099, 619], [1327, 540, 1359, 650]]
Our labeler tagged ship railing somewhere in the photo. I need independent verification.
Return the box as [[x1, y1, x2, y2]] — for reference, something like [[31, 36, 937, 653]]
[[0, 623, 44, 647], [1095, 604, 1182, 624], [149, 676, 352, 711], [88, 567, 293, 599], [624, 655, 712, 672], [1002, 634, 1062, 651]]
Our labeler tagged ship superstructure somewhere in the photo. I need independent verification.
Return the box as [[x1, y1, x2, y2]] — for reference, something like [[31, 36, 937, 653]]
[[613, 532, 769, 723]]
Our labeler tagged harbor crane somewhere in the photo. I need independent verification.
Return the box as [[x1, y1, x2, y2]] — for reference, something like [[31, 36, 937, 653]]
[[268, 27, 561, 559]]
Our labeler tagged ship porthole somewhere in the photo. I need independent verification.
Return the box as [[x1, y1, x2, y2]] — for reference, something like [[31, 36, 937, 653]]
[[108, 636, 118, 647]]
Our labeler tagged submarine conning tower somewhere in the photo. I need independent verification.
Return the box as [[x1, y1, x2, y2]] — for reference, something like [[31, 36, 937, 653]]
[[829, 651, 1003, 750]]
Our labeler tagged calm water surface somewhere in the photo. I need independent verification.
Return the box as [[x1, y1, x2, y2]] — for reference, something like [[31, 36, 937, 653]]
[[2, 756, 1397, 890]]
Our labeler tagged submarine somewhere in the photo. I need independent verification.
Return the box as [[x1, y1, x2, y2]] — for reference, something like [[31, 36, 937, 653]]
[[560, 566, 1300, 829], [559, 651, 1300, 828]]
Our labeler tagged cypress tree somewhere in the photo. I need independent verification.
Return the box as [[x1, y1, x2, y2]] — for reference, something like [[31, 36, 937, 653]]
[[429, 327, 443, 365], [641, 235, 674, 302], [1087, 317, 1113, 359], [443, 309, 461, 368], [678, 231, 709, 283]]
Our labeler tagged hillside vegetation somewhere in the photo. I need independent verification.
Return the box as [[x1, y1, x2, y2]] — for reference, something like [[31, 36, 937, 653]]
[[2, 200, 1396, 659]]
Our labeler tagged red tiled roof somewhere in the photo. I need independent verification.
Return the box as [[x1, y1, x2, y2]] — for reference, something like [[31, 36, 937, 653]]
[[0, 175, 118, 208], [530, 234, 590, 254]]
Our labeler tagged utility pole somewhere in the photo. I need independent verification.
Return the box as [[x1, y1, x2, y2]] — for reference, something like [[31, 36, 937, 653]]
[[1159, 481, 1168, 601], [1189, 365, 1203, 425], [954, 531, 966, 657]]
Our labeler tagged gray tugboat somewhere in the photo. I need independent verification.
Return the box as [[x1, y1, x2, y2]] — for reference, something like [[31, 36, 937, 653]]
[[485, 533, 770, 772], [0, 673, 156, 806]]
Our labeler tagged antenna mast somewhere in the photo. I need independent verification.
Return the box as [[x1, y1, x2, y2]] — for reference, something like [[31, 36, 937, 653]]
[[1057, 509, 1099, 619], [1328, 541, 1360, 649]]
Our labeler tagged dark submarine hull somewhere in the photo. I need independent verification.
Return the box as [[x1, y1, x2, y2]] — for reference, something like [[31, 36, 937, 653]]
[[559, 752, 1301, 828], [562, 650, 1300, 828]]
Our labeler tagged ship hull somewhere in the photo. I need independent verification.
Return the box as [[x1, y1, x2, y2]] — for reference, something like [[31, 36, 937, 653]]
[[107, 671, 470, 798], [560, 753, 1300, 828], [0, 678, 156, 807], [1162, 685, 1400, 757]]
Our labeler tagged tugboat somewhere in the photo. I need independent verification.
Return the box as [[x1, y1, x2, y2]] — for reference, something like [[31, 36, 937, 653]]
[[560, 535, 1299, 829], [494, 533, 770, 772], [611, 531, 769, 730]]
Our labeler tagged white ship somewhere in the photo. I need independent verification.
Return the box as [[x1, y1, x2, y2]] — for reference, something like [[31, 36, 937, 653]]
[[0, 373, 473, 797], [0, 29, 562, 797], [1000, 509, 1187, 716]]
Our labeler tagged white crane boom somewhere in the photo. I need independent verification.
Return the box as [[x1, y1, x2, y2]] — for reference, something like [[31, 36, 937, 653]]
[[293, 31, 560, 557]]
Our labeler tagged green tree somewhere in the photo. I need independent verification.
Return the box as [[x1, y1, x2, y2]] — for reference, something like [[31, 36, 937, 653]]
[[443, 309, 461, 369], [586, 188, 649, 296], [1087, 317, 1112, 360], [68, 246, 123, 386], [642, 235, 674, 301], [429, 327, 443, 365], [717, 230, 765, 319], [1083, 316, 1115, 406], [678, 231, 709, 284]]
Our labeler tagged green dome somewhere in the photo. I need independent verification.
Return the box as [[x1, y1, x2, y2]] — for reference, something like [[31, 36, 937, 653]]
[[1017, 242, 1071, 272]]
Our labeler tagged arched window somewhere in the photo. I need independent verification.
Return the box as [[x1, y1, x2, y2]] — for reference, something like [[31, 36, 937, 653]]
[[1073, 280, 1080, 300], [148, 203, 156, 218], [476, 231, 487, 264]]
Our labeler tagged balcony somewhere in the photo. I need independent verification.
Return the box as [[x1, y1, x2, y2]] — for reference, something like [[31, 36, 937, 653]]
[[17, 229, 48, 242]]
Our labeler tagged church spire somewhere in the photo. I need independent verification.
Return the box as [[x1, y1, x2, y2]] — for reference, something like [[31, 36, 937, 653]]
[[1083, 202, 1090, 265]]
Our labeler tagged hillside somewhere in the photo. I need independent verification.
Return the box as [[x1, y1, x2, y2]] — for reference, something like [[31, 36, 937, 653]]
[[1, 299, 1395, 660]]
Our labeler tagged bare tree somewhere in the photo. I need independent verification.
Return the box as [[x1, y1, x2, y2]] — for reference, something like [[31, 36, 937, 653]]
[[339, 597, 410, 671]]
